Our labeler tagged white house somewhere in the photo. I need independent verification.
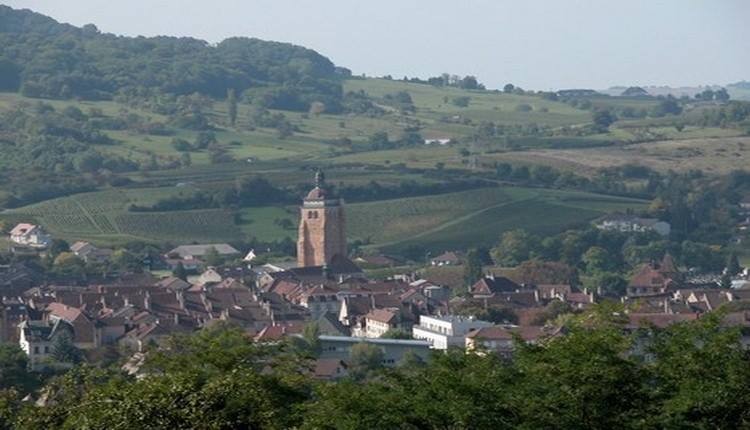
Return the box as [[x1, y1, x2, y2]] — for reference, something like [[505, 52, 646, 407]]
[[424, 138, 452, 146], [9, 223, 52, 248], [595, 215, 671, 237], [411, 315, 493, 350], [18, 319, 74, 370]]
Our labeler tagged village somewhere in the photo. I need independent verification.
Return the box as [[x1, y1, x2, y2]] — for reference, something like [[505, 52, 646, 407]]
[[1, 172, 749, 380]]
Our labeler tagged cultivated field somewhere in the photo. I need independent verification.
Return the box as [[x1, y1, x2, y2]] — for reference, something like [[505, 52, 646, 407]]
[[2, 185, 645, 251], [347, 186, 647, 252], [487, 136, 750, 175]]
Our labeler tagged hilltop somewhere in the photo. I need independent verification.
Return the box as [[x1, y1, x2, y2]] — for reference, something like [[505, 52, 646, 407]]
[[0, 5, 749, 257]]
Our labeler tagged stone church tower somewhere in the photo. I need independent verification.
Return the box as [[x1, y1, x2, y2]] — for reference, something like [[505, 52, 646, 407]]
[[297, 171, 347, 267]]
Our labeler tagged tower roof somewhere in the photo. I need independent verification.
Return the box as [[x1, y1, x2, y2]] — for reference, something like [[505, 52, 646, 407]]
[[305, 186, 328, 200], [304, 169, 335, 201]]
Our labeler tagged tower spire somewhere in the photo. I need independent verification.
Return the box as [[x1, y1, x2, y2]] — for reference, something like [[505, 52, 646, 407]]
[[315, 169, 325, 188]]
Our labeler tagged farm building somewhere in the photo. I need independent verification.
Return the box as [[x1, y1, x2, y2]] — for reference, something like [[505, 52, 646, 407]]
[[424, 138, 451, 145], [166, 244, 240, 260]]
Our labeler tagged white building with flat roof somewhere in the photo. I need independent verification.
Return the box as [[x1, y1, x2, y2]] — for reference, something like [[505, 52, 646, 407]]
[[411, 315, 493, 350]]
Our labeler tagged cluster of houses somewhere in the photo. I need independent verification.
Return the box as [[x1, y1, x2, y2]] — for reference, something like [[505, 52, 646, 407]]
[[4, 217, 750, 378]]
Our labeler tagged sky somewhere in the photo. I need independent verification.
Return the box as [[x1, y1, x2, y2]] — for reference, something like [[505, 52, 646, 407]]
[[3, 0, 749, 90]]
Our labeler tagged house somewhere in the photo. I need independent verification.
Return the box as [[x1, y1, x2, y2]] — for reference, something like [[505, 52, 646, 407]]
[[197, 267, 223, 286], [317, 335, 431, 366], [70, 241, 112, 263], [465, 325, 548, 357], [45, 303, 98, 349], [430, 251, 462, 266], [470, 275, 522, 298], [595, 214, 671, 237], [18, 319, 74, 370], [424, 138, 451, 146], [411, 315, 493, 350], [625, 313, 699, 331], [627, 255, 680, 298], [313, 358, 349, 380], [364, 308, 402, 338], [243, 249, 257, 263], [9, 223, 52, 248], [166, 244, 240, 260], [353, 254, 400, 268]]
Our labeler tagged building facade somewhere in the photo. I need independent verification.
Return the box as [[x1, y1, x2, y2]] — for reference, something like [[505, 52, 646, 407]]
[[297, 171, 347, 267], [412, 315, 494, 350]]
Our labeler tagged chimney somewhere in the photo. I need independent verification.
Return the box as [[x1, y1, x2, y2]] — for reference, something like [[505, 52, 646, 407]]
[[176, 290, 185, 310]]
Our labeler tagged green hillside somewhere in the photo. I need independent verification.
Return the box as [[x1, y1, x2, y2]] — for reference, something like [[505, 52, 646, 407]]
[[3, 185, 645, 250]]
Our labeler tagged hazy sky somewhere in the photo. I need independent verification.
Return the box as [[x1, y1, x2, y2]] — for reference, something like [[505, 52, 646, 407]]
[[4, 0, 749, 90]]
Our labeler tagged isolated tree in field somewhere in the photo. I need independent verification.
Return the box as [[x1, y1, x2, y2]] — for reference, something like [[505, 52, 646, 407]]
[[503, 83, 515, 93], [194, 131, 216, 149], [592, 109, 616, 131], [227, 88, 237, 126]]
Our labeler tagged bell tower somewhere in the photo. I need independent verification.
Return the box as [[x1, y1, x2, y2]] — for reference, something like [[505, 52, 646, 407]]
[[297, 171, 347, 267]]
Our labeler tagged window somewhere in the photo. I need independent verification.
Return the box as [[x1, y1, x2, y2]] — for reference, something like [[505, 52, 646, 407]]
[[44, 346, 49, 354], [33, 346, 39, 354]]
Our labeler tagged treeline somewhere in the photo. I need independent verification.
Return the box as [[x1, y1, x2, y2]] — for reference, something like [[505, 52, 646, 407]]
[[2, 312, 750, 429], [131, 177, 495, 212], [0, 5, 343, 111], [129, 177, 291, 211]]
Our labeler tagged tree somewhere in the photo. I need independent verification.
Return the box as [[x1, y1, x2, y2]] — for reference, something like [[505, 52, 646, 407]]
[[173, 262, 188, 281], [584, 271, 627, 297], [48, 239, 70, 257], [194, 131, 216, 149], [368, 131, 391, 150], [51, 333, 83, 364], [582, 246, 616, 273], [349, 343, 384, 380], [203, 246, 223, 267], [111, 249, 141, 272], [491, 229, 540, 266], [381, 329, 412, 339], [726, 251, 741, 275], [503, 83, 515, 93], [592, 109, 616, 131], [715, 87, 730, 102], [227, 88, 238, 126], [464, 248, 484, 286], [0, 343, 35, 393], [52, 252, 85, 277]]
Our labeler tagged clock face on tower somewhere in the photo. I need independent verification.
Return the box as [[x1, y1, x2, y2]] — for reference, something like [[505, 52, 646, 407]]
[[297, 171, 347, 268]]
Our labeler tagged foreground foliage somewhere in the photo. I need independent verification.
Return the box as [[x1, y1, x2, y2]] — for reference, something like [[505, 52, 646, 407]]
[[2, 310, 750, 429]]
